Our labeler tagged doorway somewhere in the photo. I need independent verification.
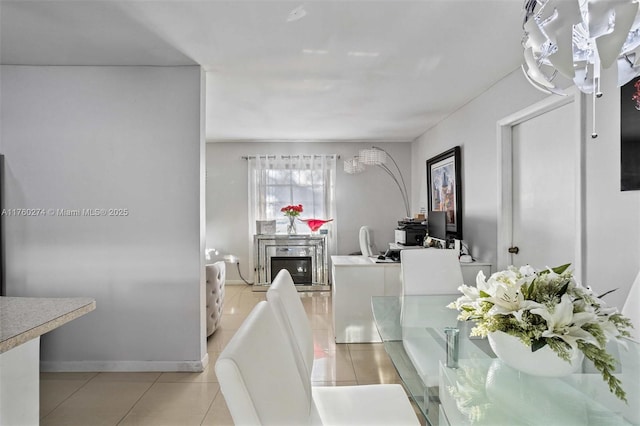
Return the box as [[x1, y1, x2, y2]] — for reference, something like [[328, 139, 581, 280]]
[[497, 89, 585, 281]]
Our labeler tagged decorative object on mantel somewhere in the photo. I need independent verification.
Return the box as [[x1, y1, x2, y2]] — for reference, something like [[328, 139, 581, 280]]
[[287, 216, 297, 234], [344, 147, 410, 218], [256, 220, 277, 235], [449, 264, 633, 401], [299, 218, 333, 233], [521, 0, 640, 138], [281, 204, 303, 234]]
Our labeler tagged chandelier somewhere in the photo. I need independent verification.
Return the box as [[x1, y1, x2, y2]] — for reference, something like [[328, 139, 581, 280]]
[[521, 0, 640, 136], [344, 147, 410, 218]]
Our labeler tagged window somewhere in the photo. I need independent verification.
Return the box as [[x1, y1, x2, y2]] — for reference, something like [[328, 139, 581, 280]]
[[261, 167, 328, 232], [247, 155, 337, 262]]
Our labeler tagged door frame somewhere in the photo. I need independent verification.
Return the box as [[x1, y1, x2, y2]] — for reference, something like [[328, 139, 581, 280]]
[[496, 87, 586, 281]]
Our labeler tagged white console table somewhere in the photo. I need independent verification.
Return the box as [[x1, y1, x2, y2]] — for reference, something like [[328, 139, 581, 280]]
[[0, 296, 95, 425], [331, 255, 491, 343]]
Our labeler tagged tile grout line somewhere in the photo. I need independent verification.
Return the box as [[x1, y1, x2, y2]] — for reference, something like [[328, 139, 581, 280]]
[[115, 373, 162, 426], [39, 372, 99, 422], [199, 387, 223, 426]]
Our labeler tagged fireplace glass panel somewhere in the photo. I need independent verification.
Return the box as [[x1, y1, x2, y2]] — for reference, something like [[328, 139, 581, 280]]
[[270, 256, 312, 284], [254, 234, 328, 286]]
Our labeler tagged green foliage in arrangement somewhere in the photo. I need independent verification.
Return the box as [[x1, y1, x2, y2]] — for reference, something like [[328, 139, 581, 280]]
[[449, 264, 633, 402]]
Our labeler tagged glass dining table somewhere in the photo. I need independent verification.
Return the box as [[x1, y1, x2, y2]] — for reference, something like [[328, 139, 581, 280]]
[[371, 295, 640, 426]]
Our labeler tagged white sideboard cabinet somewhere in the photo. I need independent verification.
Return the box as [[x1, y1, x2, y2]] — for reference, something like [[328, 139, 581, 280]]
[[331, 255, 491, 343]]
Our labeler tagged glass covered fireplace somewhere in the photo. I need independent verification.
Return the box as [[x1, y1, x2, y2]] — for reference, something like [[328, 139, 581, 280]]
[[270, 256, 312, 284], [254, 234, 328, 290]]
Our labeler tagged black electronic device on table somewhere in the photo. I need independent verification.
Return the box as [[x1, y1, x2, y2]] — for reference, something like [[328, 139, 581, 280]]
[[382, 248, 401, 262], [395, 220, 427, 246], [427, 210, 447, 241]]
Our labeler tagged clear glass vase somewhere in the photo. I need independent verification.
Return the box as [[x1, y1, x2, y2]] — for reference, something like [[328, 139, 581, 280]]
[[287, 216, 297, 234]]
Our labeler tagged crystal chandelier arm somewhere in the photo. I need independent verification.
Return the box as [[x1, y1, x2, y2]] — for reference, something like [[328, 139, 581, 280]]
[[592, 1, 639, 68], [521, 0, 640, 97]]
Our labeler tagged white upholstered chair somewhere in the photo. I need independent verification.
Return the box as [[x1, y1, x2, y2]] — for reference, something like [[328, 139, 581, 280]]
[[400, 249, 463, 388], [622, 270, 640, 341], [359, 225, 376, 257], [265, 270, 418, 425], [400, 249, 464, 296], [215, 301, 312, 425], [266, 269, 314, 382], [215, 300, 419, 425], [205, 261, 226, 336]]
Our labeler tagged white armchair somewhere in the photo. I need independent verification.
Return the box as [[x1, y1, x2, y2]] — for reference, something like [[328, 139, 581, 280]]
[[206, 261, 226, 336]]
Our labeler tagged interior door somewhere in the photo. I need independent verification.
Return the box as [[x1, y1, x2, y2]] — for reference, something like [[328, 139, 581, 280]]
[[510, 102, 576, 269]]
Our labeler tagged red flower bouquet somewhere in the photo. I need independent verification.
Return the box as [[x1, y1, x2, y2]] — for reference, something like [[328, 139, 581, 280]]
[[281, 204, 303, 217]]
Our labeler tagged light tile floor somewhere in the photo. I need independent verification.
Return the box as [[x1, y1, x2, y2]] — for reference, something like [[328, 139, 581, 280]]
[[40, 285, 420, 425]]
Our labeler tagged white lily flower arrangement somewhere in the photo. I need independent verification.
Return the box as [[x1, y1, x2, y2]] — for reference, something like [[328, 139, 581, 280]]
[[448, 263, 633, 401]]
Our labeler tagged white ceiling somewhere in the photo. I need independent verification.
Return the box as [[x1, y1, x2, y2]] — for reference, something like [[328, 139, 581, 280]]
[[0, 1, 526, 142]]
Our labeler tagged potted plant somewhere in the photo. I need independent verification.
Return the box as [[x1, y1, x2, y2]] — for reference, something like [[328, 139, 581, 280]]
[[448, 264, 633, 401]]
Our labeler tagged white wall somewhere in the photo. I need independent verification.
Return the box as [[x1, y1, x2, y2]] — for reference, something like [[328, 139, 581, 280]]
[[412, 68, 640, 309], [584, 68, 640, 308], [1, 65, 207, 371], [206, 141, 412, 282]]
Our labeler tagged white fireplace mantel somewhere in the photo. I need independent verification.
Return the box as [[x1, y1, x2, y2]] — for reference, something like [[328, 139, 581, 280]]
[[253, 234, 328, 290]]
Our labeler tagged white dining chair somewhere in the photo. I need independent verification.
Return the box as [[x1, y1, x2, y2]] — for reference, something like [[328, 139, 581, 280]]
[[265, 270, 420, 425], [400, 248, 464, 296], [215, 300, 420, 425], [400, 249, 463, 388], [622, 270, 640, 341], [215, 301, 310, 425], [266, 269, 314, 398]]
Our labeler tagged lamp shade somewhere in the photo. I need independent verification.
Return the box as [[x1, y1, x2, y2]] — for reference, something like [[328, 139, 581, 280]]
[[358, 148, 387, 165], [223, 254, 238, 264], [344, 156, 365, 174]]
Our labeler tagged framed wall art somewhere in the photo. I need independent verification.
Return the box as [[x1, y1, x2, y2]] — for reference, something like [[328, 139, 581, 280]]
[[621, 76, 640, 191], [426, 146, 462, 239]]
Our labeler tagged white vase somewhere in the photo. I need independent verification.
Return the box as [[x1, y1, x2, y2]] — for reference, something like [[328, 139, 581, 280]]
[[487, 330, 583, 377]]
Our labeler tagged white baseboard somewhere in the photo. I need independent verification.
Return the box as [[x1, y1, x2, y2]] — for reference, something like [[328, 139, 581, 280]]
[[40, 353, 209, 373], [225, 280, 247, 285]]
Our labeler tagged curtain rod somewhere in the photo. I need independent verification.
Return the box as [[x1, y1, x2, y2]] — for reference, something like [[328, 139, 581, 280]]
[[242, 154, 340, 160]]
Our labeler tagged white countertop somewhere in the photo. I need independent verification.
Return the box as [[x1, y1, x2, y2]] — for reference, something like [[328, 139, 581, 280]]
[[0, 297, 96, 354], [332, 255, 374, 265], [332, 255, 398, 266], [332, 255, 491, 267]]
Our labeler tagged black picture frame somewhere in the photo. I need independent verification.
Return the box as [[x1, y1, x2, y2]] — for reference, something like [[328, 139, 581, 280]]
[[621, 76, 640, 191], [426, 146, 462, 239]]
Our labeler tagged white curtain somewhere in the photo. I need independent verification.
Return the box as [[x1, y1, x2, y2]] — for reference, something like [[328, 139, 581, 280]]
[[247, 155, 337, 278]]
